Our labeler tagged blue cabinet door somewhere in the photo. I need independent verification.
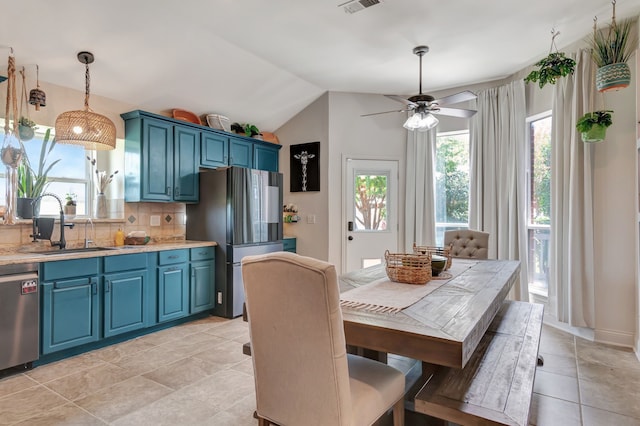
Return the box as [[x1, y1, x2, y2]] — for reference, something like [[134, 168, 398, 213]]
[[201, 133, 228, 168], [254, 143, 279, 172], [158, 264, 189, 322], [41, 278, 99, 354], [190, 260, 214, 314], [103, 270, 148, 338], [142, 118, 174, 201], [174, 126, 200, 202], [229, 137, 253, 168]]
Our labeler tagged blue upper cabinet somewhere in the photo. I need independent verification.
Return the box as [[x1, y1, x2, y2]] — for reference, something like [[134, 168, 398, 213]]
[[254, 143, 279, 172], [229, 137, 253, 168], [122, 111, 281, 191], [122, 111, 200, 203], [201, 133, 229, 168], [174, 126, 200, 202]]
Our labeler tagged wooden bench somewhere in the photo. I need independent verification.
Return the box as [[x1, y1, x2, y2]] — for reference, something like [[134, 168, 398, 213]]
[[414, 300, 544, 426]]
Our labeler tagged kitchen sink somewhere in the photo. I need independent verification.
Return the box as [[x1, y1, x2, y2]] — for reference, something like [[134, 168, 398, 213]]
[[36, 247, 119, 255]]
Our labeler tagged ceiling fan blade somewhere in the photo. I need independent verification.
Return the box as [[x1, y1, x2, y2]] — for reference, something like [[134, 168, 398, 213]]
[[361, 109, 409, 117], [433, 90, 477, 106], [385, 94, 418, 107], [433, 107, 477, 118]]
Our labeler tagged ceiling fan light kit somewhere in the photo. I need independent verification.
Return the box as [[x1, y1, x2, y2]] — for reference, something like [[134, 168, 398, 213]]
[[363, 45, 477, 131]]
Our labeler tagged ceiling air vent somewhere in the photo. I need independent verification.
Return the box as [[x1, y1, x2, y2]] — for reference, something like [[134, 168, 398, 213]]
[[339, 0, 382, 14]]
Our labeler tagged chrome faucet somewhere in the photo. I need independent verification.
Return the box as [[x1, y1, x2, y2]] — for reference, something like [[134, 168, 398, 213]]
[[84, 217, 94, 248], [31, 192, 75, 250]]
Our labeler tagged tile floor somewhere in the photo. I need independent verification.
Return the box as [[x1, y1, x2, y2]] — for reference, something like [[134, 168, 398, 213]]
[[0, 316, 638, 425]]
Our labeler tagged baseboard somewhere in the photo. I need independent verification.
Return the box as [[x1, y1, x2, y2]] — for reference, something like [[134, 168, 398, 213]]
[[593, 328, 635, 348]]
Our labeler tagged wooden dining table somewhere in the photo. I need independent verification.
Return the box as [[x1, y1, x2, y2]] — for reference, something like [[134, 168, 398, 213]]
[[338, 259, 520, 370]]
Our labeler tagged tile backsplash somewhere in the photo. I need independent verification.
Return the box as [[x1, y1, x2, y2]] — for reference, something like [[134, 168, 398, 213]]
[[0, 202, 187, 251]]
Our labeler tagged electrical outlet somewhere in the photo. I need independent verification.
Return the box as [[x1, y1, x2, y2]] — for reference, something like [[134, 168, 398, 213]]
[[150, 215, 161, 226], [307, 214, 316, 224], [217, 291, 223, 304]]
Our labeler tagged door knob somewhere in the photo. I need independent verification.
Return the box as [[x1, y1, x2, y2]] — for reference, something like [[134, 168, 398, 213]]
[[348, 236, 354, 241]]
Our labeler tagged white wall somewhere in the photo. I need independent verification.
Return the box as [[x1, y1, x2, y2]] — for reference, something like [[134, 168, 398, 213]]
[[275, 93, 330, 261]]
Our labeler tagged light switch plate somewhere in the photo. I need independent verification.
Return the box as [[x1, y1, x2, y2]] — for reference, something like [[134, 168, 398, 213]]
[[150, 215, 161, 226]]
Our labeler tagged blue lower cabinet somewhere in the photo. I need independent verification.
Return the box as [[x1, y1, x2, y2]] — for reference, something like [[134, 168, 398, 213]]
[[41, 277, 99, 354], [283, 237, 297, 253], [190, 260, 214, 313], [158, 264, 189, 322], [103, 270, 148, 338]]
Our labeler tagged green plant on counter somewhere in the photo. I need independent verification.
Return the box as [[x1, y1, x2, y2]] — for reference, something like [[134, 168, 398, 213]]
[[17, 128, 61, 199]]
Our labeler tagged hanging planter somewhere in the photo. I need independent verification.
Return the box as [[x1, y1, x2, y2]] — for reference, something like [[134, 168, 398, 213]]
[[28, 64, 46, 111], [576, 111, 613, 143], [17, 117, 36, 141], [588, 2, 637, 92], [524, 30, 575, 89]]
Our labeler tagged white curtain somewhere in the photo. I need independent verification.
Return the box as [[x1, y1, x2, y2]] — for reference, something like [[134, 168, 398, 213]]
[[404, 128, 436, 250], [549, 49, 595, 328], [469, 80, 529, 300]]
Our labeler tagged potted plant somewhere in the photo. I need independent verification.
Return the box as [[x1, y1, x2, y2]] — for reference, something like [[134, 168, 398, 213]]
[[589, 18, 637, 92], [524, 52, 575, 89], [16, 128, 61, 218], [18, 116, 37, 141], [231, 122, 262, 139], [576, 110, 613, 143], [64, 193, 77, 219]]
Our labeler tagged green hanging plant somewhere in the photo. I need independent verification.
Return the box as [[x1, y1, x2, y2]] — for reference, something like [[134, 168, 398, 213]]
[[524, 30, 575, 89], [17, 128, 61, 198], [576, 110, 613, 143]]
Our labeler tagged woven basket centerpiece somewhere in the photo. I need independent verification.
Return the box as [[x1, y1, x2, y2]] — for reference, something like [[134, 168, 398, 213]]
[[385, 250, 432, 285], [412, 243, 453, 270]]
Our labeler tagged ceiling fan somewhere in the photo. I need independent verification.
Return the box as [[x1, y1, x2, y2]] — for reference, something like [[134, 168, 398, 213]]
[[363, 45, 477, 131]]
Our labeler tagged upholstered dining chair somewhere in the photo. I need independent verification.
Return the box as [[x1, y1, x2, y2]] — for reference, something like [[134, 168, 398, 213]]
[[242, 252, 405, 426], [444, 229, 489, 259]]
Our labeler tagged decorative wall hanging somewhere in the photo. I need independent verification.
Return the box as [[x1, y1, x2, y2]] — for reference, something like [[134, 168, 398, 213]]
[[589, 1, 637, 92], [290, 142, 320, 192], [524, 29, 575, 89], [28, 64, 46, 111], [1, 49, 24, 224]]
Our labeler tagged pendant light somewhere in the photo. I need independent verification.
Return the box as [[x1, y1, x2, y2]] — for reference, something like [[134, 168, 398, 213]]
[[55, 51, 116, 150]]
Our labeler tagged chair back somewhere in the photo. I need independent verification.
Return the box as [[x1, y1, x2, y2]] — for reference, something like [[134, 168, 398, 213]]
[[444, 229, 489, 259], [242, 252, 352, 426]]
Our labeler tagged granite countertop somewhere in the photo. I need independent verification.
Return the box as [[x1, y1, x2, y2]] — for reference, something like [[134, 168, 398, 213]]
[[0, 240, 217, 266]]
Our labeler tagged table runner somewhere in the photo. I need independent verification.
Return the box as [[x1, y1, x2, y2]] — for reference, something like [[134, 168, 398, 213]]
[[340, 260, 475, 314]]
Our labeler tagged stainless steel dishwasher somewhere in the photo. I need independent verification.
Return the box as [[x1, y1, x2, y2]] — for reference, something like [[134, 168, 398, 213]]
[[0, 263, 39, 371]]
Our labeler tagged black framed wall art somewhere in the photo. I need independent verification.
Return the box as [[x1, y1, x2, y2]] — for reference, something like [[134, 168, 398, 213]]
[[290, 142, 320, 192]]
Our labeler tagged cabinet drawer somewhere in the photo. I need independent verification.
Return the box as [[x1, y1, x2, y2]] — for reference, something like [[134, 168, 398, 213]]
[[158, 249, 188, 265], [104, 253, 148, 273], [190, 246, 215, 261], [42, 258, 99, 281]]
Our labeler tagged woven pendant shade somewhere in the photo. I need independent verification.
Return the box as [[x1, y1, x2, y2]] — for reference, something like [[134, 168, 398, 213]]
[[55, 51, 116, 150], [55, 109, 116, 150]]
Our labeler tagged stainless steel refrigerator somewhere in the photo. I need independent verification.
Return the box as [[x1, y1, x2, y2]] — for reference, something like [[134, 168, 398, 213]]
[[186, 167, 283, 318]]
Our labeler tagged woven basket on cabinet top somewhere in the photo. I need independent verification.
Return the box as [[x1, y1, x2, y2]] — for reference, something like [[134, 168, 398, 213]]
[[206, 114, 231, 132]]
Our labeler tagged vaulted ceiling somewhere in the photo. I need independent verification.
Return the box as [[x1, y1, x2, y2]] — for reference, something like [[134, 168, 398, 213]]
[[2, 0, 639, 132]]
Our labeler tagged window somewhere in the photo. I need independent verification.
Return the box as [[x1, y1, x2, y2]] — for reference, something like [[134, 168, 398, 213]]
[[435, 131, 470, 245], [0, 123, 90, 216], [526, 112, 551, 299]]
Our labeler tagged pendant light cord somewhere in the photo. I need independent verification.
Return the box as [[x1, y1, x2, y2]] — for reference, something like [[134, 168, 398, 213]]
[[84, 61, 91, 111]]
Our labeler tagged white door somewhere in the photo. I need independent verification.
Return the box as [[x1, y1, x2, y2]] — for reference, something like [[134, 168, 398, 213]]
[[344, 159, 398, 272]]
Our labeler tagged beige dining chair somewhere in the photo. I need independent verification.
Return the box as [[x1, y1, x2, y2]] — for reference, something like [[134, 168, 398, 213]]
[[242, 251, 405, 426], [444, 229, 489, 259]]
